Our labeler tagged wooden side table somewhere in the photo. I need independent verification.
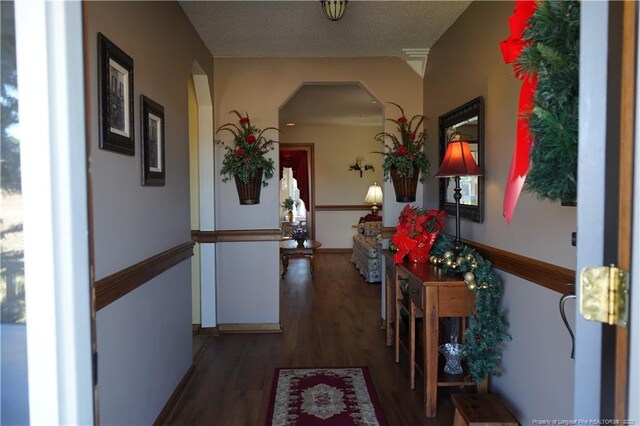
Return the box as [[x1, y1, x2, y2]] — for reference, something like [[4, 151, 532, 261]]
[[393, 261, 484, 418], [279, 240, 321, 278]]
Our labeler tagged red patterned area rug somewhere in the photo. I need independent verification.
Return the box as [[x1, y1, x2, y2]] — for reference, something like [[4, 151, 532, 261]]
[[265, 367, 387, 426]]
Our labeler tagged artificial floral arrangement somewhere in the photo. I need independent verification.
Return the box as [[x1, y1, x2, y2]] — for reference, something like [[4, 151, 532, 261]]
[[215, 110, 280, 186], [391, 205, 447, 264], [429, 233, 511, 382], [374, 103, 430, 182], [290, 227, 308, 244]]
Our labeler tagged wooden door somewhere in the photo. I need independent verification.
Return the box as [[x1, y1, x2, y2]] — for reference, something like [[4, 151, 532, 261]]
[[575, 0, 636, 420]]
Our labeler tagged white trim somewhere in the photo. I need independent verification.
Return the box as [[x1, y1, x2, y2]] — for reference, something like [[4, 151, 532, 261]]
[[14, 1, 94, 423], [574, 0, 608, 419], [192, 71, 217, 327]]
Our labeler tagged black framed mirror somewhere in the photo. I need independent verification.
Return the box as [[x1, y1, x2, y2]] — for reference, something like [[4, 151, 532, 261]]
[[438, 97, 484, 223]]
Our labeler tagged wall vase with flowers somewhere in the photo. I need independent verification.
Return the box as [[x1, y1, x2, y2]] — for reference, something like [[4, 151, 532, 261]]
[[216, 110, 280, 205], [374, 103, 430, 202]]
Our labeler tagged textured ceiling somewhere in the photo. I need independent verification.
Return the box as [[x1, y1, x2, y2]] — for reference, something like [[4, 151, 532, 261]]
[[279, 83, 384, 127], [179, 1, 472, 58]]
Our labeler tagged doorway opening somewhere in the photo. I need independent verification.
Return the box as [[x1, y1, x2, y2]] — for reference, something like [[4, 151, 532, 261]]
[[278, 83, 383, 249], [279, 144, 315, 240]]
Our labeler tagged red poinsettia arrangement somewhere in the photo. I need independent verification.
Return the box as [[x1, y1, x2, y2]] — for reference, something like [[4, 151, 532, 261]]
[[215, 110, 280, 186], [392, 205, 447, 264], [374, 103, 430, 182]]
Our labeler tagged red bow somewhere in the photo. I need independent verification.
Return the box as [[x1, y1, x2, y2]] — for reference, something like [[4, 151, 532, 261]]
[[500, 0, 538, 224], [392, 230, 418, 264]]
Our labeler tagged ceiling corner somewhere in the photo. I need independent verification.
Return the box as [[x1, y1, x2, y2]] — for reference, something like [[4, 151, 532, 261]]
[[401, 48, 430, 79]]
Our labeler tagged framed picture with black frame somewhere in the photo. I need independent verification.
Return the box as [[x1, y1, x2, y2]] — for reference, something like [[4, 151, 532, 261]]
[[97, 33, 134, 155], [140, 95, 165, 186]]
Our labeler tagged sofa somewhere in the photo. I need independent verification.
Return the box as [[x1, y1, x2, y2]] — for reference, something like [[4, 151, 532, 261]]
[[351, 219, 383, 283]]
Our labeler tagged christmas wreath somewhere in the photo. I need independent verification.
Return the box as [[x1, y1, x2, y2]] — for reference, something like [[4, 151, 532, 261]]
[[500, 0, 580, 221], [520, 0, 580, 203]]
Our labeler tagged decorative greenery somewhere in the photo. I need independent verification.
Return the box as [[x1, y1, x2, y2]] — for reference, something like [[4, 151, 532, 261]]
[[215, 110, 280, 186], [518, 0, 580, 203], [373, 103, 430, 182], [430, 233, 511, 383], [281, 196, 299, 213]]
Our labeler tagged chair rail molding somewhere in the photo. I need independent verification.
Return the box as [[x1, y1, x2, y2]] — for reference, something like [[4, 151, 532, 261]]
[[95, 242, 194, 310]]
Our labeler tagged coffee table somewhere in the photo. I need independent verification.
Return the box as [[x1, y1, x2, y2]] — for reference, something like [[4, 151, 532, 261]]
[[279, 240, 322, 278]]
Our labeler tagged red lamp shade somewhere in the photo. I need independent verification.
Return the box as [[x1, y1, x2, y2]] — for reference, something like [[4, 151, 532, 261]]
[[435, 141, 483, 177]]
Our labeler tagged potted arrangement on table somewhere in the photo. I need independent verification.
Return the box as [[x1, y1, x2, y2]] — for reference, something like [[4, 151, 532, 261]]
[[281, 196, 299, 222], [290, 227, 308, 248], [216, 110, 280, 205], [374, 103, 430, 202]]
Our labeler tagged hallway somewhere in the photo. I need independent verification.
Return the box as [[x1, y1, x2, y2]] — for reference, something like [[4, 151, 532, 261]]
[[167, 254, 458, 425]]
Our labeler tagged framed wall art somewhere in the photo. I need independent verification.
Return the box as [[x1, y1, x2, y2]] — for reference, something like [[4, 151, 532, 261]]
[[140, 95, 165, 186], [97, 33, 134, 155]]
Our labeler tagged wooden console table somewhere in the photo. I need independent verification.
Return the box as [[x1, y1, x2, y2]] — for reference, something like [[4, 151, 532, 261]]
[[279, 240, 321, 278], [384, 251, 485, 418]]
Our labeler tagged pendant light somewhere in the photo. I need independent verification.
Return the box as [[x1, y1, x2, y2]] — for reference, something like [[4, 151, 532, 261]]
[[321, 0, 348, 21]]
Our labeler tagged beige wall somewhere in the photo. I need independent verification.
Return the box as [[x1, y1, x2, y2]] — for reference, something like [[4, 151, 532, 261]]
[[85, 1, 213, 423], [213, 57, 424, 324], [423, 1, 576, 422], [280, 125, 383, 248], [214, 57, 425, 230]]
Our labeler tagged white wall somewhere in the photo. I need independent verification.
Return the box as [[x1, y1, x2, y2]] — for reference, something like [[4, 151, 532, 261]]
[[216, 242, 280, 324], [423, 1, 576, 422], [85, 2, 213, 423], [96, 264, 191, 425], [280, 125, 383, 248]]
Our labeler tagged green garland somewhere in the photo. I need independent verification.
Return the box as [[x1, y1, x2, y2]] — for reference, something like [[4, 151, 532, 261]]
[[430, 234, 511, 382], [518, 0, 580, 203]]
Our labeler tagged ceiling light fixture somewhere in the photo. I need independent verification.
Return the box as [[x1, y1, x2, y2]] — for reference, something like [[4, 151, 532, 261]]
[[285, 122, 296, 127], [321, 0, 348, 21]]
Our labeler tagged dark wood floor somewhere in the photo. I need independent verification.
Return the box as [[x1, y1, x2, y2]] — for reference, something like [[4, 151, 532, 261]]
[[168, 253, 458, 425]]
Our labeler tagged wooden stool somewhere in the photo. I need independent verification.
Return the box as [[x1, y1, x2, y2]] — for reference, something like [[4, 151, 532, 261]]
[[451, 393, 518, 426]]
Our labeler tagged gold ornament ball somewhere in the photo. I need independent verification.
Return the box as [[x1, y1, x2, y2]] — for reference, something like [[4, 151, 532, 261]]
[[465, 253, 474, 262], [456, 256, 465, 266], [464, 272, 475, 283], [443, 251, 454, 259], [437, 257, 443, 265], [444, 258, 453, 267], [470, 260, 479, 269], [428, 255, 435, 263], [480, 282, 489, 289], [467, 282, 477, 290]]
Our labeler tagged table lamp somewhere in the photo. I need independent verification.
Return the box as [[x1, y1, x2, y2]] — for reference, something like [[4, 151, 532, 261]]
[[435, 141, 482, 254], [364, 182, 383, 215]]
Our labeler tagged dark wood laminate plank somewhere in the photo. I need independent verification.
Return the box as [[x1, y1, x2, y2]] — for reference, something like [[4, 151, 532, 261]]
[[165, 254, 457, 425]]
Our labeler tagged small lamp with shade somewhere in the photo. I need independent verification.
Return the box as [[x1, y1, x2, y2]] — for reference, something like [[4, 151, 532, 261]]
[[364, 182, 383, 216], [435, 141, 482, 255]]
